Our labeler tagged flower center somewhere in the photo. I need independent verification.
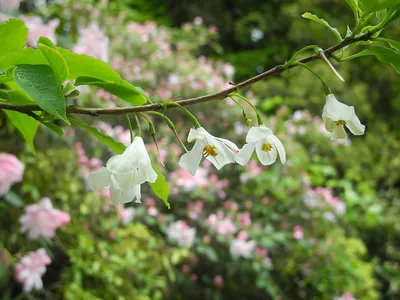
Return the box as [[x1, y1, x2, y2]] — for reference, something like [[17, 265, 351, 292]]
[[335, 120, 347, 126], [261, 142, 273, 152], [203, 144, 218, 157]]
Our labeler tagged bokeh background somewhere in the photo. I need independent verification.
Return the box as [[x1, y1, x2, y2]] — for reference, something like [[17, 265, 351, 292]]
[[1, 0, 400, 299]]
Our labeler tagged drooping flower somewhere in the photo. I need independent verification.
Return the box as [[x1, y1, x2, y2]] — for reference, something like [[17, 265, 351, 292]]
[[19, 197, 70, 240], [322, 94, 365, 140], [88, 137, 157, 205], [166, 220, 196, 247], [179, 127, 238, 175], [0, 153, 24, 196], [236, 125, 286, 166], [230, 238, 256, 258], [14, 248, 51, 292]]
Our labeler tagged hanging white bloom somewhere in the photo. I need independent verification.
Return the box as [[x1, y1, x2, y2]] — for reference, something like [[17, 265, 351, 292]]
[[88, 137, 157, 205], [179, 127, 239, 175], [322, 94, 365, 140], [236, 125, 286, 166]]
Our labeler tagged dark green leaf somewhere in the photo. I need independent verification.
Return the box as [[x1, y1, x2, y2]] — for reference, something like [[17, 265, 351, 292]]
[[69, 118, 126, 154], [302, 12, 342, 41], [377, 38, 400, 50], [13, 64, 70, 123], [359, 0, 400, 12]]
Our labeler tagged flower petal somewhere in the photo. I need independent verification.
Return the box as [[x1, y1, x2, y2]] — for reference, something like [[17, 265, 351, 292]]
[[330, 125, 347, 140], [138, 160, 158, 183], [246, 125, 272, 143], [179, 140, 204, 175], [322, 94, 355, 121], [255, 141, 277, 165], [235, 143, 256, 166], [106, 153, 137, 174], [187, 127, 208, 142], [215, 137, 239, 151], [88, 167, 111, 191], [323, 118, 336, 133], [269, 135, 286, 164], [133, 185, 142, 203], [206, 138, 235, 170], [346, 114, 365, 136], [110, 186, 122, 206]]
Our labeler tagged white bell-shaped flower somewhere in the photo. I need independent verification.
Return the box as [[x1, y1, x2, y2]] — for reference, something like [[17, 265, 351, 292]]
[[322, 94, 365, 140], [179, 127, 239, 175], [88, 137, 157, 205], [236, 125, 286, 166]]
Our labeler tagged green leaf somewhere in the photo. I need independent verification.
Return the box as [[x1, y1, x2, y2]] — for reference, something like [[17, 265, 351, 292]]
[[38, 36, 56, 49], [56, 48, 147, 105], [0, 89, 39, 152], [38, 43, 69, 84], [0, 19, 28, 55], [149, 167, 170, 209], [359, 0, 400, 12], [302, 12, 342, 41], [344, 0, 361, 20], [4, 191, 24, 207], [0, 48, 48, 71], [69, 118, 126, 154], [75, 76, 146, 105], [377, 37, 400, 50], [13, 64, 70, 124], [344, 46, 400, 74], [39, 120, 64, 136]]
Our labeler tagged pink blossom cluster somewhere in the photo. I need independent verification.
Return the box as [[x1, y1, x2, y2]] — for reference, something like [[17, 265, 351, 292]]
[[314, 187, 346, 215], [73, 23, 109, 62], [166, 220, 196, 247], [237, 212, 252, 228], [240, 159, 263, 183], [97, 121, 131, 146], [21, 16, 59, 47], [20, 197, 70, 240], [14, 248, 51, 292], [187, 200, 204, 220], [334, 293, 356, 300], [0, 153, 24, 196], [118, 206, 135, 225], [293, 225, 304, 240], [75, 142, 103, 179], [230, 232, 256, 258], [169, 167, 208, 193], [145, 197, 159, 216], [207, 211, 236, 236], [255, 247, 272, 265]]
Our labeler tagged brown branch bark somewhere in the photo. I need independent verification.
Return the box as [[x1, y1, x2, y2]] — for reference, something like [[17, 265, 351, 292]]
[[0, 32, 372, 117]]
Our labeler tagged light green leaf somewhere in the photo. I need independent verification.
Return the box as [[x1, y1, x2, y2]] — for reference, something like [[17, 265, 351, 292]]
[[344, 46, 400, 74], [302, 12, 342, 41], [56, 48, 147, 105], [359, 0, 400, 12], [4, 191, 24, 207], [377, 37, 400, 50], [13, 64, 70, 124], [344, 0, 361, 20], [149, 167, 170, 209], [0, 48, 48, 71], [38, 36, 56, 49], [0, 19, 28, 55], [75, 76, 146, 105], [38, 43, 69, 84], [69, 118, 126, 154]]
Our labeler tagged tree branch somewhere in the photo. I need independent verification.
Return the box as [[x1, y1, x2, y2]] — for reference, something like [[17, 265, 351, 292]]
[[0, 32, 372, 117]]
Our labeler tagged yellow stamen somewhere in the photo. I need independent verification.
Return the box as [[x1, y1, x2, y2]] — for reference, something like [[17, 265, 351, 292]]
[[261, 143, 273, 152], [203, 144, 218, 157], [335, 120, 346, 126]]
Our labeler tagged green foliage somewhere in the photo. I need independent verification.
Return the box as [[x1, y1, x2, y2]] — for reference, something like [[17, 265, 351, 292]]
[[359, 0, 400, 12], [13, 64, 70, 123], [0, 19, 28, 55], [38, 43, 69, 84], [302, 12, 342, 41], [149, 167, 171, 209]]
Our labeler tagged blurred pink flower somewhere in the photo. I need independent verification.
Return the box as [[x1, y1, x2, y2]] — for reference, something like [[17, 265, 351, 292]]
[[148, 207, 158, 216], [22, 16, 59, 47], [214, 275, 224, 288], [14, 248, 51, 292], [167, 221, 196, 247], [237, 212, 252, 227], [293, 225, 304, 240], [0, 153, 24, 196], [237, 231, 249, 241], [194, 17, 203, 25], [73, 23, 109, 62], [118, 206, 135, 225], [230, 238, 256, 258], [170, 167, 208, 192], [203, 234, 211, 244], [20, 198, 70, 240], [335, 293, 356, 300]]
